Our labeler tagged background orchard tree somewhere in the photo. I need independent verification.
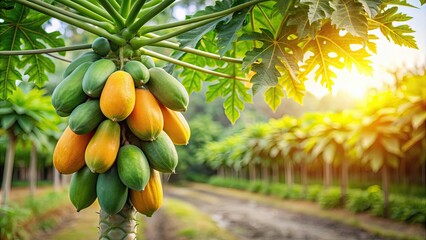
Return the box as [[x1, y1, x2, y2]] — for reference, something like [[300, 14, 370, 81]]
[[0, 0, 422, 238]]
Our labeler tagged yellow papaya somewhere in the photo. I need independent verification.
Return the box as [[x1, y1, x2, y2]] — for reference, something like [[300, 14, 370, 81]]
[[100, 71, 135, 122], [126, 88, 163, 141], [160, 104, 190, 145], [130, 169, 163, 217], [53, 127, 94, 174], [85, 119, 120, 173]]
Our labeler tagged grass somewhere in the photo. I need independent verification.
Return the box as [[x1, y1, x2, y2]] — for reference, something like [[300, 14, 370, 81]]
[[162, 198, 237, 240]]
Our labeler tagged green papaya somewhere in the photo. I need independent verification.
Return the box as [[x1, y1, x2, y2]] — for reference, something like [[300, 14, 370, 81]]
[[52, 62, 91, 114], [92, 37, 111, 57], [146, 67, 189, 111], [63, 51, 101, 78], [56, 109, 70, 117], [123, 61, 150, 87], [97, 165, 128, 215], [139, 131, 178, 173], [117, 145, 150, 191], [69, 99, 105, 135], [69, 166, 98, 212], [140, 55, 155, 69], [82, 59, 117, 98]]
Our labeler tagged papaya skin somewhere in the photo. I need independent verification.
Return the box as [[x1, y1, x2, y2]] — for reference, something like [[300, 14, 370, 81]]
[[126, 88, 163, 141], [85, 119, 120, 173], [160, 104, 190, 145], [53, 127, 94, 174], [100, 71, 136, 122], [130, 169, 163, 217]]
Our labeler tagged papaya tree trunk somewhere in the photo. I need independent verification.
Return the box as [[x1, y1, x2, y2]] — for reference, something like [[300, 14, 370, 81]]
[[301, 159, 308, 197], [99, 203, 137, 239], [29, 142, 37, 198], [1, 131, 17, 207], [262, 164, 270, 182], [382, 161, 390, 217], [285, 160, 293, 187], [272, 162, 279, 182], [324, 162, 332, 189], [249, 162, 256, 181], [53, 166, 60, 192], [340, 158, 348, 204]]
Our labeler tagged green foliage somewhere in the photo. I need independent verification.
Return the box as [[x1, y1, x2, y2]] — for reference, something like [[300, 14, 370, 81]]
[[0, 84, 61, 150], [345, 190, 372, 212], [0, 5, 65, 100], [318, 187, 341, 209], [0, 205, 30, 240]]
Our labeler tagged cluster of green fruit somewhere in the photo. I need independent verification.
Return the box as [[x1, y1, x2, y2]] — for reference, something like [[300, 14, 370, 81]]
[[52, 37, 190, 217]]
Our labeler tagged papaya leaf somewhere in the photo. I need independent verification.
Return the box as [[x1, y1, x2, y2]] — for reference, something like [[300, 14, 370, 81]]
[[368, 6, 418, 48], [177, 0, 233, 48], [299, 23, 372, 90], [357, 0, 382, 17], [287, 6, 321, 39], [205, 53, 251, 124], [300, 0, 333, 24], [264, 85, 285, 112], [216, 4, 250, 56], [330, 0, 368, 39], [278, 65, 305, 104], [0, 5, 65, 100], [240, 27, 300, 94]]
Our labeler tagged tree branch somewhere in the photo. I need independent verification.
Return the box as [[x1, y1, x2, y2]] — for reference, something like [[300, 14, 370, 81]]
[[0, 44, 92, 55], [127, 0, 175, 34], [27, 0, 115, 32], [55, 0, 114, 24], [131, 16, 224, 48], [14, 0, 126, 45], [125, 0, 147, 26], [140, 48, 248, 82], [98, 0, 125, 29]]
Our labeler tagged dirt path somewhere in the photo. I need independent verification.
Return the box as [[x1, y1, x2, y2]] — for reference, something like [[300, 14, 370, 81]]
[[164, 184, 423, 240]]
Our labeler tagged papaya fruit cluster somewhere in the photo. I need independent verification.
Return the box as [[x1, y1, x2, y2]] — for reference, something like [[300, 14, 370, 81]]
[[52, 37, 190, 217]]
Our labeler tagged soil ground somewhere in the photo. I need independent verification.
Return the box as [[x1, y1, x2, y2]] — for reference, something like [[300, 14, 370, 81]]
[[3, 184, 425, 240], [159, 183, 425, 240]]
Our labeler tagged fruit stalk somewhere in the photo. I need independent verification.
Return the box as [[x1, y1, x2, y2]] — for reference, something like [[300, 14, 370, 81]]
[[98, 203, 137, 240]]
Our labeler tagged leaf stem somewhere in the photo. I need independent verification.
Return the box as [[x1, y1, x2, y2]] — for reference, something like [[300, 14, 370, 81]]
[[125, 0, 147, 26], [120, 0, 132, 18], [256, 4, 276, 32], [14, 0, 126, 45], [131, 16, 224, 48], [110, 0, 121, 10], [139, 0, 269, 35], [55, 0, 114, 24], [0, 44, 92, 55], [98, 0, 126, 29], [66, 0, 115, 22], [147, 37, 243, 64], [127, 0, 175, 34], [46, 53, 72, 63], [143, 0, 162, 8], [140, 48, 248, 82], [27, 0, 115, 32]]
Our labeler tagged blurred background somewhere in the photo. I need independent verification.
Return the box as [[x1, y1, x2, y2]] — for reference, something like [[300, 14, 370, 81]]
[[0, 0, 425, 240]]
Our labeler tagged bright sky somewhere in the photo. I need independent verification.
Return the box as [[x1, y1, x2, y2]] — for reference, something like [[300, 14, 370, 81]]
[[307, 1, 426, 99]]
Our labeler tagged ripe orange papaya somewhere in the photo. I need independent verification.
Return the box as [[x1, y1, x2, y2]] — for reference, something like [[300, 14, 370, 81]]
[[100, 71, 135, 122], [126, 88, 163, 141], [130, 169, 163, 217], [53, 127, 94, 174], [160, 104, 190, 145], [85, 119, 120, 173]]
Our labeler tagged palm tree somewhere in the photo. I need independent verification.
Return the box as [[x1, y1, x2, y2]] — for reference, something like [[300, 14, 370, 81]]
[[0, 84, 61, 206]]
